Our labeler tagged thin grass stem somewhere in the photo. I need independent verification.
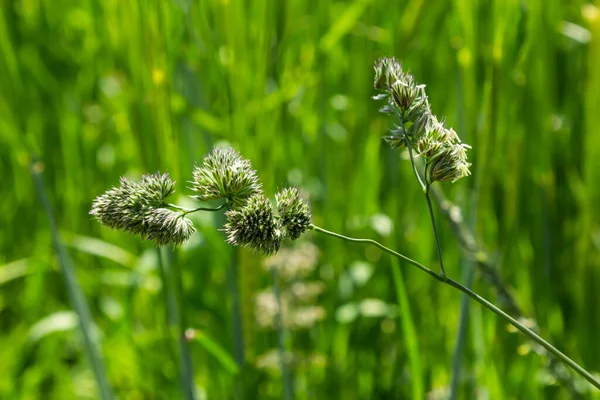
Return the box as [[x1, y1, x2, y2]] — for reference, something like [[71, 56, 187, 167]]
[[31, 159, 115, 400], [157, 248, 197, 400], [308, 224, 600, 390], [229, 249, 245, 400], [271, 267, 293, 400], [165, 202, 228, 215], [424, 184, 446, 276]]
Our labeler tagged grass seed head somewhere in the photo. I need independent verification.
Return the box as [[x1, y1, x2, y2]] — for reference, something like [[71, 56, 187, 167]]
[[191, 147, 263, 208], [224, 193, 281, 255], [275, 187, 311, 240]]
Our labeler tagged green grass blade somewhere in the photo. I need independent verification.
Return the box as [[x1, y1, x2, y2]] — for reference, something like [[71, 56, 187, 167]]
[[188, 329, 239, 376], [391, 258, 424, 400], [30, 159, 114, 400], [157, 248, 197, 400]]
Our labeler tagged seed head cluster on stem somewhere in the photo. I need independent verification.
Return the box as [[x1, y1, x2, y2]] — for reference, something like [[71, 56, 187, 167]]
[[373, 57, 471, 184], [90, 147, 312, 252], [85, 61, 600, 390], [89, 173, 196, 246]]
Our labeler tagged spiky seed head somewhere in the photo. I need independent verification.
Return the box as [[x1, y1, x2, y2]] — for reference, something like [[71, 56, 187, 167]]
[[141, 173, 176, 203], [383, 135, 406, 150], [374, 57, 404, 90], [191, 147, 263, 208], [143, 208, 196, 246], [373, 57, 472, 184], [275, 187, 311, 240], [428, 143, 472, 183], [390, 75, 419, 112], [224, 194, 281, 255], [90, 172, 196, 246], [90, 172, 176, 231]]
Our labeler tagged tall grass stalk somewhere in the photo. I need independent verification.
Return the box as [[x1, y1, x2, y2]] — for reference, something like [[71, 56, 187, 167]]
[[431, 186, 586, 396], [31, 159, 114, 400], [157, 248, 197, 400], [271, 267, 293, 400], [308, 224, 600, 390], [449, 261, 476, 400], [399, 117, 448, 277], [229, 249, 245, 399], [390, 258, 424, 400]]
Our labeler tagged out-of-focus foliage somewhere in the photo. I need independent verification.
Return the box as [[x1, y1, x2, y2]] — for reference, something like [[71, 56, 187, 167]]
[[1, 0, 599, 398]]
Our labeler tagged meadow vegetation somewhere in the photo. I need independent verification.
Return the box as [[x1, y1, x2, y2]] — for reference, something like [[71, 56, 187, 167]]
[[1, 0, 600, 399]]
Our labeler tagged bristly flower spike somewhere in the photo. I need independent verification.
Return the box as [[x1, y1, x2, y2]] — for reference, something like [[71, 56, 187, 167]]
[[191, 147, 262, 208], [275, 187, 311, 240], [224, 194, 282, 255], [373, 56, 472, 184], [90, 172, 196, 246], [144, 208, 196, 246]]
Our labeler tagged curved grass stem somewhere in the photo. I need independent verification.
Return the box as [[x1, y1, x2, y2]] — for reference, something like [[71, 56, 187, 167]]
[[424, 184, 446, 276], [397, 111, 445, 276], [308, 224, 600, 390], [165, 202, 228, 215]]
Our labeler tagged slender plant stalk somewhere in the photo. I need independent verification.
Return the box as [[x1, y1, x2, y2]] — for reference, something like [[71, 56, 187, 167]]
[[398, 110, 447, 276], [271, 267, 293, 400], [397, 111, 426, 193], [449, 261, 476, 400], [390, 259, 424, 400], [31, 159, 115, 400], [308, 224, 600, 390], [431, 185, 585, 397], [155, 248, 179, 372], [424, 184, 446, 276], [165, 202, 228, 215], [171, 251, 197, 400], [157, 248, 197, 400], [229, 249, 246, 400]]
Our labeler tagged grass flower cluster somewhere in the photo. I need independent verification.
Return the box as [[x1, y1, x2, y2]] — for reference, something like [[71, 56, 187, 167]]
[[191, 147, 263, 208], [89, 173, 195, 246], [90, 148, 311, 253], [374, 57, 471, 184], [86, 59, 600, 392], [224, 193, 282, 255]]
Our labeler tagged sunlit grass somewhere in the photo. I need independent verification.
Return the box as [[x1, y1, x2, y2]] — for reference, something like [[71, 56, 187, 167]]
[[1, 0, 599, 398]]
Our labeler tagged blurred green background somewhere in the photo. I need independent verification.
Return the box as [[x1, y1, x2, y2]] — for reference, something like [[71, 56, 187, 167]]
[[1, 0, 600, 398]]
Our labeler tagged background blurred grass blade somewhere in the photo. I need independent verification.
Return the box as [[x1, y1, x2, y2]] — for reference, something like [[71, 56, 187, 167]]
[[271, 267, 293, 400], [319, 0, 374, 52], [0, 259, 29, 286], [1, 0, 599, 397], [188, 329, 240, 376], [30, 159, 114, 400], [391, 258, 424, 400], [27, 311, 78, 343], [157, 248, 198, 400], [449, 262, 476, 400], [63, 234, 138, 268]]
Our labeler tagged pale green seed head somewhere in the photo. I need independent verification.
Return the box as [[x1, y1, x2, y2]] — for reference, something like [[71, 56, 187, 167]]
[[191, 147, 263, 208], [275, 187, 311, 240], [224, 194, 281, 255]]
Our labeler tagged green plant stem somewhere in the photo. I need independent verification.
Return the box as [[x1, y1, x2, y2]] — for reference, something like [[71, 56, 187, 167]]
[[155, 248, 179, 368], [165, 202, 228, 215], [424, 184, 446, 276], [397, 111, 426, 192], [157, 248, 197, 400], [31, 159, 115, 400], [406, 143, 426, 192], [271, 267, 293, 400], [308, 224, 600, 390], [397, 111, 445, 276], [431, 185, 584, 397], [449, 261, 476, 400], [229, 249, 245, 400]]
